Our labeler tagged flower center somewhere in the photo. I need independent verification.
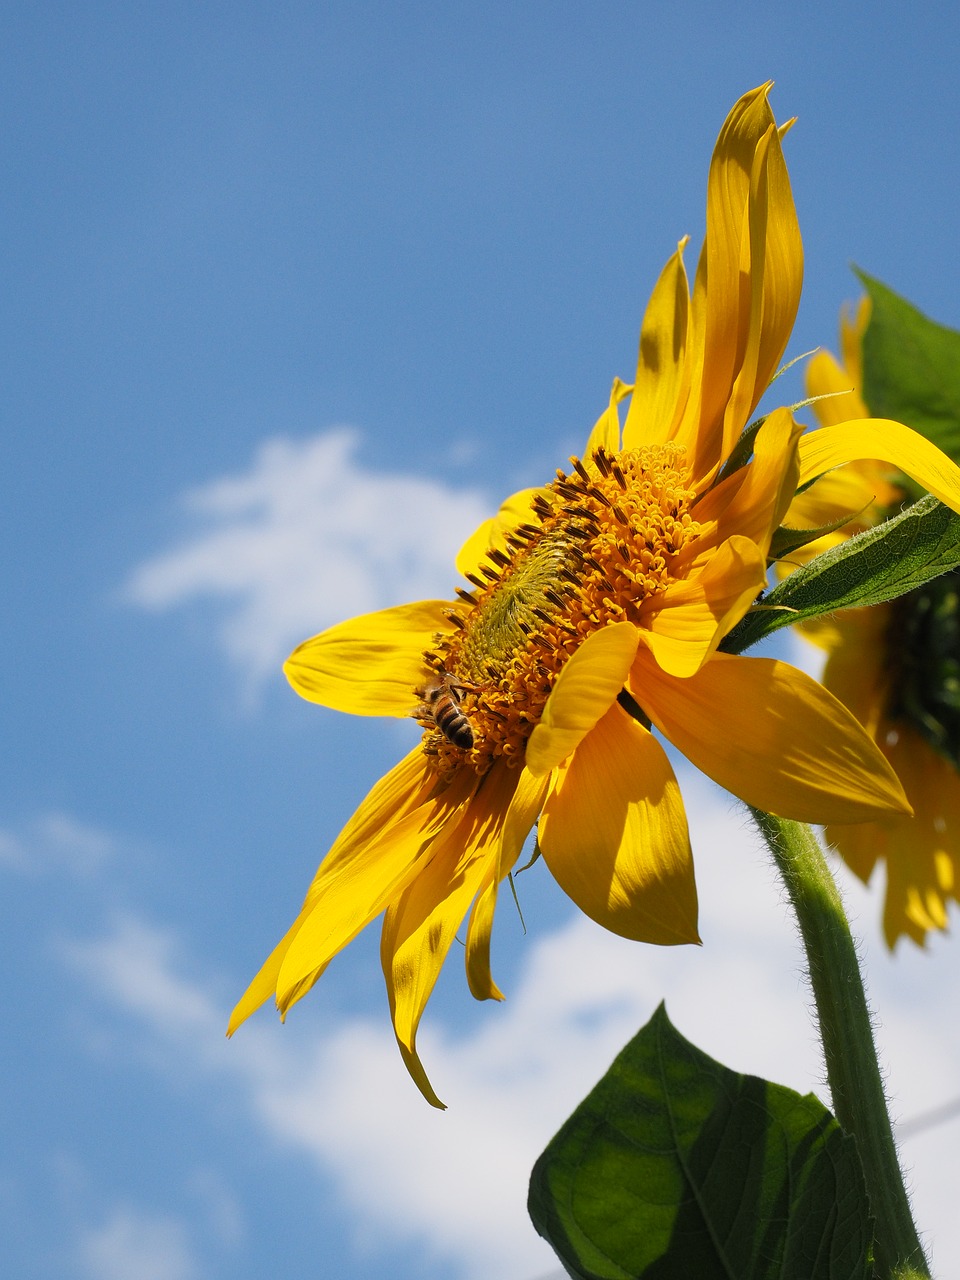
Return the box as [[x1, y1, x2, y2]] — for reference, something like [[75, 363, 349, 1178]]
[[416, 443, 701, 777], [883, 568, 960, 768]]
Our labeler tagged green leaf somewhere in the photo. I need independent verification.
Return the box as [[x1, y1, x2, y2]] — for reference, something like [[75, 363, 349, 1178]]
[[721, 494, 960, 655], [858, 269, 960, 463], [528, 1004, 871, 1280]]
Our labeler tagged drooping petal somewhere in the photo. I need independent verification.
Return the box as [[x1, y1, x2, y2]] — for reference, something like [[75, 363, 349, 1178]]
[[381, 763, 521, 1108], [640, 534, 767, 676], [228, 746, 444, 1033], [271, 756, 478, 1017], [583, 377, 632, 457], [525, 621, 640, 776], [538, 702, 698, 944], [828, 730, 960, 947], [797, 418, 960, 514], [227, 915, 308, 1036], [465, 766, 548, 1001], [817, 606, 891, 739], [622, 240, 691, 449], [634, 646, 911, 824], [284, 601, 452, 715], [456, 488, 541, 578]]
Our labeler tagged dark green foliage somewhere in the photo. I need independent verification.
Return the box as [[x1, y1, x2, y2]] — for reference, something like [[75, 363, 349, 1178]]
[[528, 1005, 871, 1280], [858, 269, 960, 464], [721, 494, 960, 655]]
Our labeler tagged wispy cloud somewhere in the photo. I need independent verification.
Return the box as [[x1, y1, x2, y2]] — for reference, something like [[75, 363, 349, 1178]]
[[0, 812, 116, 879], [76, 1205, 200, 1280], [59, 774, 960, 1280], [125, 428, 494, 685]]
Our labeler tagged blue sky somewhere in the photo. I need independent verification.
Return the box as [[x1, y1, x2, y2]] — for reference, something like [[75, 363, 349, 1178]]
[[3, 3, 960, 1277]]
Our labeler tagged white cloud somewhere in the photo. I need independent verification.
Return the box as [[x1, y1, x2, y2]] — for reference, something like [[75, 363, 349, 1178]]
[[0, 812, 116, 879], [76, 1205, 200, 1280], [125, 428, 494, 685], [60, 772, 960, 1280]]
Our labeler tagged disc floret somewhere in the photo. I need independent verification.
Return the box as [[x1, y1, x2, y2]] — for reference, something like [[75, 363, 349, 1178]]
[[416, 443, 702, 777]]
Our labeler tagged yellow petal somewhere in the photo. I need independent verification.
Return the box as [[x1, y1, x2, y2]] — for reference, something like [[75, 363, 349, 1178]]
[[525, 621, 640, 776], [634, 647, 911, 824], [641, 534, 767, 677], [840, 295, 871, 390], [818, 605, 891, 739], [284, 600, 451, 715], [227, 915, 307, 1036], [694, 407, 803, 551], [538, 702, 699, 944], [797, 418, 960, 514], [683, 84, 801, 475], [465, 767, 548, 1001], [805, 349, 868, 426], [829, 730, 960, 948], [381, 763, 520, 1108], [456, 488, 541, 578], [228, 746, 441, 1033], [622, 240, 691, 449], [583, 377, 632, 457], [274, 753, 477, 1014], [783, 463, 893, 533], [721, 118, 802, 458]]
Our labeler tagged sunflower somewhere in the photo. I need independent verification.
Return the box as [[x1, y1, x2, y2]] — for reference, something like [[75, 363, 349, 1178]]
[[786, 298, 960, 946], [229, 86, 960, 1105]]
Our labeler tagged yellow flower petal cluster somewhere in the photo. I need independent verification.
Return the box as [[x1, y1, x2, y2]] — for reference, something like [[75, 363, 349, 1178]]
[[787, 299, 960, 947], [229, 86, 960, 1104]]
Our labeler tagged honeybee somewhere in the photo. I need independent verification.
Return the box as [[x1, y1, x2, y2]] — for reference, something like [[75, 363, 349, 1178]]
[[417, 671, 479, 750]]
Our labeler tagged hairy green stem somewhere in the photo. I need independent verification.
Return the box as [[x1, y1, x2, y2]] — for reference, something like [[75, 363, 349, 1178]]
[[749, 809, 930, 1280]]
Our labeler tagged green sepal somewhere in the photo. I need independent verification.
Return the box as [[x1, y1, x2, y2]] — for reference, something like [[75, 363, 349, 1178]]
[[716, 417, 764, 484], [858, 269, 960, 464], [768, 505, 870, 562], [721, 494, 960, 655], [528, 1004, 871, 1280]]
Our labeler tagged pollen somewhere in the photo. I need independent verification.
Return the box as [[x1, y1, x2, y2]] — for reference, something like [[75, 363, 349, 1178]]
[[416, 443, 701, 777]]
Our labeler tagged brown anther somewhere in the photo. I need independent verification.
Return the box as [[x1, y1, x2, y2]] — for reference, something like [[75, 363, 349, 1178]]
[[487, 548, 511, 567], [586, 486, 612, 507], [571, 457, 591, 483], [480, 566, 500, 581], [465, 572, 486, 588], [611, 504, 629, 525], [593, 449, 612, 477], [611, 462, 627, 489], [544, 588, 567, 610], [456, 588, 478, 604], [563, 505, 600, 523]]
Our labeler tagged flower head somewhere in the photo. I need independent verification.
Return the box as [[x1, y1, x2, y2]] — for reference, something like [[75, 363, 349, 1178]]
[[229, 86, 959, 1105], [787, 299, 960, 947]]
